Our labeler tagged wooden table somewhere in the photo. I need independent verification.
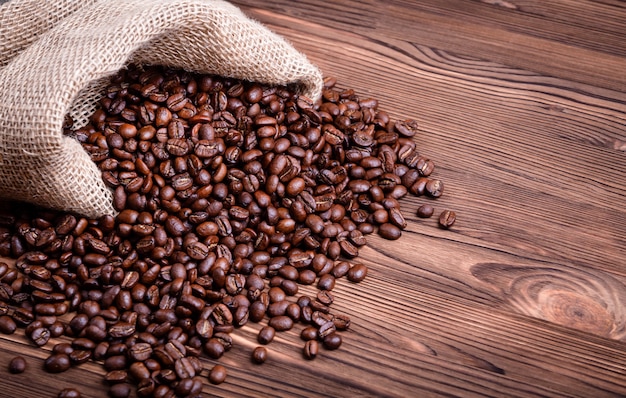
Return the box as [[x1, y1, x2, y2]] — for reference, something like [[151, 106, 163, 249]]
[[1, 0, 626, 396]]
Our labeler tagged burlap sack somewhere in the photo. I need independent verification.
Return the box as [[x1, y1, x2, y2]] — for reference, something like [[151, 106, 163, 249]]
[[0, 0, 323, 218]]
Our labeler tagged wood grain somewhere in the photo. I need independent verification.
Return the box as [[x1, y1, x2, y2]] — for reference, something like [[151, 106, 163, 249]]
[[1, 0, 626, 397]]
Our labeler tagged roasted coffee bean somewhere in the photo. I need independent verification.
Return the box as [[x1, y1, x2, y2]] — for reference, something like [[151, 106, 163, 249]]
[[8, 356, 27, 373], [425, 179, 444, 198], [251, 346, 268, 364], [203, 338, 225, 359], [300, 326, 318, 341], [69, 350, 91, 365], [108, 383, 132, 398], [57, 388, 82, 398], [0, 66, 457, 396], [104, 369, 128, 384], [0, 315, 17, 334], [44, 353, 71, 373], [268, 315, 293, 331], [30, 327, 51, 346], [257, 326, 275, 345], [394, 119, 419, 137], [378, 223, 402, 240], [347, 263, 368, 283], [303, 340, 319, 360], [417, 204, 435, 218], [323, 332, 343, 350], [317, 274, 335, 291], [438, 210, 457, 229], [333, 314, 351, 331], [208, 364, 227, 385]]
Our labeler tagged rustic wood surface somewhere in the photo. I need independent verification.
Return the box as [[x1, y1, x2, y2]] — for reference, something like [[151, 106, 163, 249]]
[[1, 0, 626, 396]]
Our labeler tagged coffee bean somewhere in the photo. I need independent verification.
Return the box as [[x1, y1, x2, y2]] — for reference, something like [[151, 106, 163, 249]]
[[109, 383, 132, 398], [208, 364, 227, 385], [57, 388, 81, 398], [347, 263, 368, 283], [438, 210, 457, 229], [0, 315, 16, 334], [323, 332, 343, 350], [417, 204, 435, 218], [303, 340, 319, 360], [268, 315, 294, 331], [317, 274, 335, 291], [257, 326, 275, 345], [378, 223, 402, 240], [8, 356, 27, 373], [0, 65, 457, 396], [300, 326, 318, 341], [425, 179, 444, 198], [251, 346, 268, 364], [44, 353, 71, 373]]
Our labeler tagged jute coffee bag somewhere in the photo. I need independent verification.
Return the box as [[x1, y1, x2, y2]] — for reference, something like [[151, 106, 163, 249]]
[[0, 0, 323, 218]]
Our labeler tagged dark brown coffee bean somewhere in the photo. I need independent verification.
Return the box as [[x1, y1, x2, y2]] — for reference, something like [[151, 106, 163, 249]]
[[394, 119, 419, 137], [333, 314, 352, 331], [203, 338, 225, 359], [347, 263, 368, 283], [317, 274, 336, 291], [0, 315, 17, 334], [104, 369, 128, 384], [128, 342, 153, 361], [417, 204, 435, 218], [29, 327, 51, 346], [108, 383, 132, 398], [251, 346, 268, 364], [438, 210, 457, 229], [378, 223, 401, 240], [8, 356, 27, 373], [69, 350, 91, 365], [249, 301, 267, 323], [53, 343, 74, 356], [425, 178, 444, 198], [300, 326, 318, 341], [268, 315, 293, 331], [323, 332, 343, 350], [57, 388, 82, 398], [44, 353, 71, 373], [257, 326, 275, 345], [208, 364, 227, 385], [303, 340, 319, 360]]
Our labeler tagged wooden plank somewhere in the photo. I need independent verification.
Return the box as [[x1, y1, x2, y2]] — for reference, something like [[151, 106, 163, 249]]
[[231, 0, 626, 91]]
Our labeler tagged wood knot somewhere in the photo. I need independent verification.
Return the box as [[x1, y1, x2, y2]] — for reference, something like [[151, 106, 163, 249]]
[[471, 262, 626, 340]]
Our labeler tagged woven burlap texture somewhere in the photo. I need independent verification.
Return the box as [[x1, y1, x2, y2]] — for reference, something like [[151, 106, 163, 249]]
[[0, 0, 323, 218]]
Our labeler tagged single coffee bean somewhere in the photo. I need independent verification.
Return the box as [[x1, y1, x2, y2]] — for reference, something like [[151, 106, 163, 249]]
[[416, 204, 434, 218], [257, 326, 276, 345], [300, 326, 318, 341], [8, 356, 27, 373], [30, 327, 51, 346], [438, 210, 457, 229], [347, 263, 368, 283], [44, 353, 71, 373], [108, 383, 132, 398], [0, 315, 17, 334], [323, 332, 343, 350], [57, 388, 81, 398], [251, 346, 268, 364], [268, 315, 294, 332], [378, 223, 402, 240], [208, 364, 227, 385], [425, 179, 444, 198], [303, 340, 319, 360]]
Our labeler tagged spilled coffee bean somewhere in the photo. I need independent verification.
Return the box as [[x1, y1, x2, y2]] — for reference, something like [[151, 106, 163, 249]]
[[0, 64, 455, 397]]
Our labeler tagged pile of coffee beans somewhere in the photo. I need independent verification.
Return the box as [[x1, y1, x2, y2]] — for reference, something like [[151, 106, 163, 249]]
[[0, 64, 454, 397]]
